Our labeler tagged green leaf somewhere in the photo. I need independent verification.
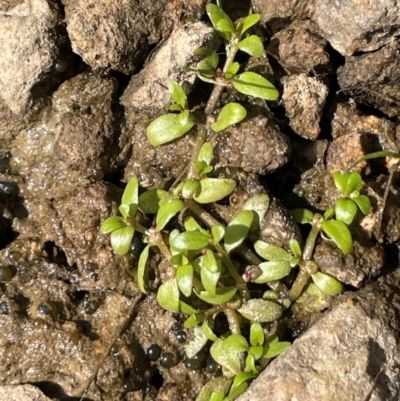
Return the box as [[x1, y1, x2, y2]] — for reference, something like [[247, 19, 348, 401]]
[[253, 260, 291, 283], [353, 194, 371, 215], [202, 320, 218, 341], [169, 103, 183, 112], [157, 278, 180, 313], [335, 198, 358, 225], [311, 271, 344, 295], [224, 210, 254, 253], [243, 194, 270, 228], [263, 340, 291, 358], [198, 142, 213, 165], [146, 113, 194, 146], [156, 198, 185, 232], [100, 216, 126, 234], [249, 345, 264, 360], [321, 220, 353, 255], [186, 325, 209, 358], [122, 176, 139, 206], [232, 71, 279, 101], [176, 264, 193, 297], [110, 226, 135, 255], [184, 216, 204, 232], [333, 171, 362, 196], [179, 301, 198, 314], [212, 225, 225, 245], [170, 230, 210, 251], [223, 334, 249, 353], [137, 244, 150, 294], [194, 178, 236, 204], [195, 49, 219, 78], [224, 382, 248, 401], [201, 249, 221, 273], [194, 286, 237, 305], [210, 390, 225, 401], [197, 58, 217, 78], [201, 261, 221, 295], [210, 339, 242, 376], [245, 353, 257, 373], [237, 299, 282, 322], [210, 103, 247, 132], [250, 322, 264, 346], [139, 189, 170, 214], [184, 314, 201, 329], [224, 62, 240, 79], [232, 372, 257, 389], [291, 208, 314, 224], [254, 240, 290, 261], [238, 13, 261, 35], [167, 80, 188, 110], [182, 179, 201, 199], [119, 203, 137, 219], [196, 377, 232, 401], [289, 239, 302, 257], [236, 35, 264, 57], [206, 3, 234, 40]]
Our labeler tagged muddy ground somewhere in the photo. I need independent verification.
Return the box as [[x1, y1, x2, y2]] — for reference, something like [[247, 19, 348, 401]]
[[0, 0, 400, 400]]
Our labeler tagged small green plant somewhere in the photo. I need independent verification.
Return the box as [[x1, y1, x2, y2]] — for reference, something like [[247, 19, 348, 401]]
[[100, 3, 384, 400]]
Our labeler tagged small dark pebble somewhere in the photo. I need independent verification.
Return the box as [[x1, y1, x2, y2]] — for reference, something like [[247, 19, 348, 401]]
[[147, 344, 162, 361], [159, 352, 178, 368], [90, 272, 99, 281], [175, 330, 186, 343], [122, 379, 134, 392]]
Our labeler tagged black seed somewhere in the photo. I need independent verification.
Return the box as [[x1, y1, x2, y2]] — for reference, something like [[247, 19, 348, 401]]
[[123, 379, 134, 392], [184, 358, 202, 370], [90, 272, 99, 281], [206, 356, 219, 373], [37, 302, 53, 316], [129, 236, 143, 254], [159, 352, 178, 368], [175, 330, 186, 343], [110, 344, 119, 356], [90, 168, 104, 182], [0, 265, 14, 281], [83, 298, 99, 314], [0, 301, 9, 315], [54, 60, 68, 72], [0, 182, 19, 195], [214, 366, 223, 377], [147, 344, 162, 361]]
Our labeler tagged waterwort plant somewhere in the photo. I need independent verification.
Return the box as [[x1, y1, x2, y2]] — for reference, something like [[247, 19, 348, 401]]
[[100, 3, 380, 400]]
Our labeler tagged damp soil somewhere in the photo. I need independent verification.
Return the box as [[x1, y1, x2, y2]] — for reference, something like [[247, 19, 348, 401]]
[[0, 0, 400, 400]]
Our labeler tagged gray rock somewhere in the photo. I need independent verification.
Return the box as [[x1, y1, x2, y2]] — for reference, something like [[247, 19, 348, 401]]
[[338, 40, 400, 117], [121, 21, 220, 117], [0, 0, 64, 114], [64, 0, 169, 74], [313, 0, 400, 56], [281, 74, 328, 140], [0, 384, 51, 401], [252, 0, 314, 34], [268, 20, 331, 74], [238, 271, 400, 401]]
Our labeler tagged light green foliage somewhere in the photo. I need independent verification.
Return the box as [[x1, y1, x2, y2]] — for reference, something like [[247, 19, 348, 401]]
[[99, 3, 381, 400]]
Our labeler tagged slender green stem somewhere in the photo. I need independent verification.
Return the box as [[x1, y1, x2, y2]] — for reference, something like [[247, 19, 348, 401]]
[[150, 231, 172, 260], [289, 223, 321, 301], [204, 38, 239, 115], [225, 308, 241, 335], [187, 125, 207, 179]]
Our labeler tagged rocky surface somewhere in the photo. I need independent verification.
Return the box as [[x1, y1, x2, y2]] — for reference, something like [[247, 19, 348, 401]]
[[0, 0, 400, 400], [312, 0, 400, 56], [0, 0, 66, 114], [0, 385, 51, 401]]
